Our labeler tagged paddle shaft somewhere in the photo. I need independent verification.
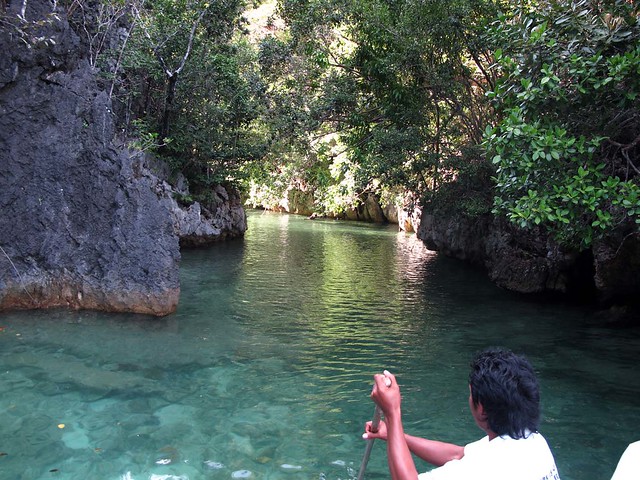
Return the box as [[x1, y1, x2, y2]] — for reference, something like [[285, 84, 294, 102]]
[[356, 404, 383, 480]]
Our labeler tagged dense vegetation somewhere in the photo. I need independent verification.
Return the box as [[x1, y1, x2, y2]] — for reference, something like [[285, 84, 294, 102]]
[[486, 1, 640, 249], [62, 0, 639, 249]]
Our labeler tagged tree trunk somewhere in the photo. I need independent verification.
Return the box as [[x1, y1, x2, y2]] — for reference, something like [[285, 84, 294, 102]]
[[160, 72, 178, 144]]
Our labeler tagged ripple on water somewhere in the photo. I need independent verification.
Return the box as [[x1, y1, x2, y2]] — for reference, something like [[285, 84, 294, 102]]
[[1, 211, 638, 480], [149, 475, 189, 480]]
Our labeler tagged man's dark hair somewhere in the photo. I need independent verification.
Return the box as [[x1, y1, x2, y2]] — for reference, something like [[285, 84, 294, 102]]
[[469, 347, 540, 439]]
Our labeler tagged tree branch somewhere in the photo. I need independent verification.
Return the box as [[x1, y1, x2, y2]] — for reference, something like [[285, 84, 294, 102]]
[[175, 9, 206, 75]]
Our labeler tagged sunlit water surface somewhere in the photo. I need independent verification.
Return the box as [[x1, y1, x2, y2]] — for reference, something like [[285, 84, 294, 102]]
[[1, 211, 639, 480]]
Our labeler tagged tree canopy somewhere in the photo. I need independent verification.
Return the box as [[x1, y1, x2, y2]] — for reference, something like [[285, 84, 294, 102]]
[[65, 0, 639, 249]]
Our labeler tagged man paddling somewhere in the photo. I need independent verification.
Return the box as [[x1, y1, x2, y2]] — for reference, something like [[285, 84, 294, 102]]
[[363, 348, 560, 480]]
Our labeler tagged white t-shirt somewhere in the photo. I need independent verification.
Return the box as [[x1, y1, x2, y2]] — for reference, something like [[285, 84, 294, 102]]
[[611, 441, 640, 480], [418, 432, 560, 480]]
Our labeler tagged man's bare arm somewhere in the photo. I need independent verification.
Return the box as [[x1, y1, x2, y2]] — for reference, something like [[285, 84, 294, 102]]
[[404, 434, 464, 467]]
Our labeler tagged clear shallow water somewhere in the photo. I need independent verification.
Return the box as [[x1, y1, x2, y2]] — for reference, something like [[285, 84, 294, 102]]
[[1, 210, 639, 480]]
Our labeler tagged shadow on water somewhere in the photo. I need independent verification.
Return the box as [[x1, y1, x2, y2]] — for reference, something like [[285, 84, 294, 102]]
[[0, 210, 638, 480]]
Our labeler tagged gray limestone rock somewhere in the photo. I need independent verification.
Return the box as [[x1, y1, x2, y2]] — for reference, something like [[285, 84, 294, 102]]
[[417, 208, 639, 303], [0, 0, 180, 315], [173, 185, 247, 248]]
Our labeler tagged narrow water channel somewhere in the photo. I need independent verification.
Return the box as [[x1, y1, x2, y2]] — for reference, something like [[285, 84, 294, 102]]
[[1, 210, 638, 480]]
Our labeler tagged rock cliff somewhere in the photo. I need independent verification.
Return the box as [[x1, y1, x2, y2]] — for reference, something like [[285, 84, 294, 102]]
[[0, 0, 180, 315], [417, 209, 640, 307], [0, 0, 246, 316], [169, 185, 247, 248]]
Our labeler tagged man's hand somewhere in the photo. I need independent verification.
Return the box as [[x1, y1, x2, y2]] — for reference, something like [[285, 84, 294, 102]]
[[367, 371, 419, 480], [370, 370, 401, 419], [363, 419, 388, 441]]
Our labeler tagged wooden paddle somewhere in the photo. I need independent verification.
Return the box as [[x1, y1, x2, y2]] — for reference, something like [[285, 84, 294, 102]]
[[356, 374, 391, 480]]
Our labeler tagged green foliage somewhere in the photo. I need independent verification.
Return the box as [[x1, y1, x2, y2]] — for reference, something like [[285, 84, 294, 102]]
[[127, 119, 172, 152], [166, 41, 267, 173], [100, 0, 270, 203], [422, 143, 494, 218], [58, 0, 640, 243], [329, 0, 495, 195], [243, 0, 499, 213], [485, 0, 640, 249]]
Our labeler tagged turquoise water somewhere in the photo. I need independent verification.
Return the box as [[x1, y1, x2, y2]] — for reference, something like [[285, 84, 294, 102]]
[[1, 210, 639, 480]]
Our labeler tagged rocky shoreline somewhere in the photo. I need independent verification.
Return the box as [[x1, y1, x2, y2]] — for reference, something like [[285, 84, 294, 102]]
[[0, 0, 245, 316]]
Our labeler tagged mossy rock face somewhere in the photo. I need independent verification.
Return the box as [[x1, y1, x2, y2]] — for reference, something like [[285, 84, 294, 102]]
[[593, 232, 640, 303]]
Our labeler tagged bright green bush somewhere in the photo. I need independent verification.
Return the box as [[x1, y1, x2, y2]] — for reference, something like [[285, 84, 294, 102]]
[[485, 0, 640, 249]]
